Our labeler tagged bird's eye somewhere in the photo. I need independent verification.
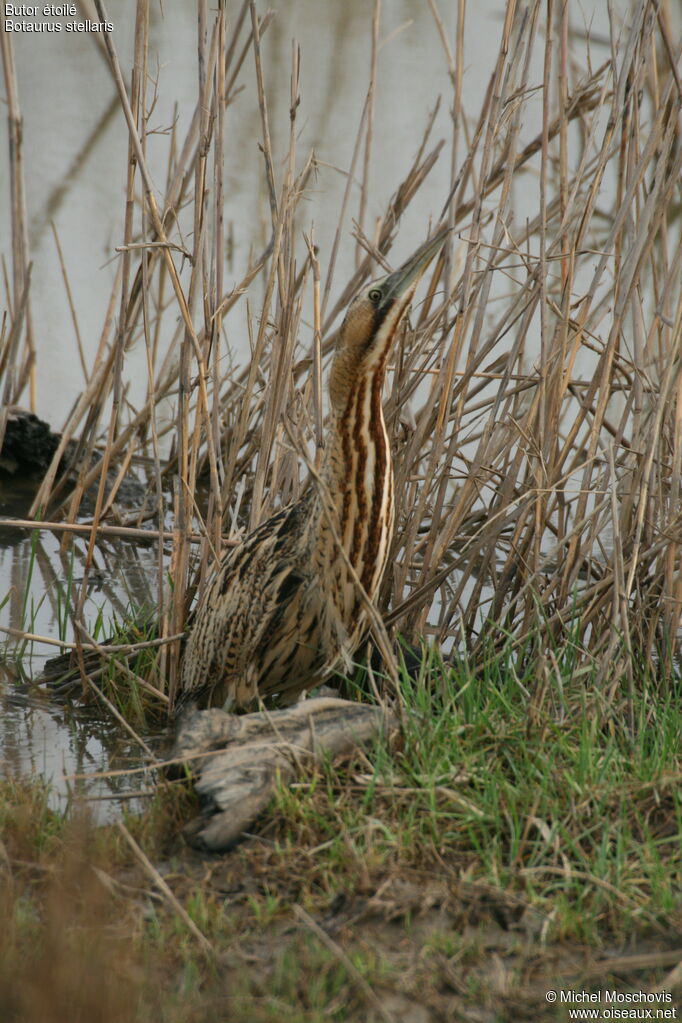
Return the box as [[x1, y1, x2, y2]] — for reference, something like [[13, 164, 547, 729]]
[[368, 287, 382, 304]]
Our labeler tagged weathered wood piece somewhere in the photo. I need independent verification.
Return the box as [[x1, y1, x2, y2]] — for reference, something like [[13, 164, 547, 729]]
[[172, 697, 397, 852]]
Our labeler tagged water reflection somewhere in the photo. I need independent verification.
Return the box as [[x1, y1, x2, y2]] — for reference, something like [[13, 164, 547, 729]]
[[0, 680, 164, 819], [0, 468, 165, 817]]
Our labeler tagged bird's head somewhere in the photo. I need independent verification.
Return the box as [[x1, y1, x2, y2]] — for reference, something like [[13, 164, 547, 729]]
[[329, 228, 448, 412]]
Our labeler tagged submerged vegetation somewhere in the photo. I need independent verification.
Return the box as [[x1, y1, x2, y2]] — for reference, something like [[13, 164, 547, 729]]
[[2, 0, 682, 1016]]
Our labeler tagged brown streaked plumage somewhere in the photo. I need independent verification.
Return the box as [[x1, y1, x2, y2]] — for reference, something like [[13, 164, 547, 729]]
[[179, 229, 447, 710]]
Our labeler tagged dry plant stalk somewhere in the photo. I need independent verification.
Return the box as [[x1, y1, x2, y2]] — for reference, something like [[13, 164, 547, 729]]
[[1, 0, 681, 718]]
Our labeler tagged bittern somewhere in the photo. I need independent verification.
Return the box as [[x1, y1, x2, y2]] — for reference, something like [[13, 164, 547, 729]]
[[180, 228, 447, 710]]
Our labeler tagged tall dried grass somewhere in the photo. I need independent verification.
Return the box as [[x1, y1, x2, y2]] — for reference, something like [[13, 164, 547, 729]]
[[2, 0, 681, 716]]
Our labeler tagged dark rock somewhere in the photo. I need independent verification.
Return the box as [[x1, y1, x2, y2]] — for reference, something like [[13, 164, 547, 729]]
[[0, 408, 61, 474]]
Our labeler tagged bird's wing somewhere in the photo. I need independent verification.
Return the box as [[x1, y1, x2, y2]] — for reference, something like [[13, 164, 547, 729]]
[[180, 500, 312, 706]]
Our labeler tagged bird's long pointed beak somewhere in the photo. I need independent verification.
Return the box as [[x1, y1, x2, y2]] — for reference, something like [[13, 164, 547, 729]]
[[380, 226, 450, 307]]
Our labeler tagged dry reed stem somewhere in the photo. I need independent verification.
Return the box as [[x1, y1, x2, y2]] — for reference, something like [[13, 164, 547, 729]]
[[50, 223, 88, 383], [0, 24, 35, 409], [356, 0, 380, 268], [0, 518, 239, 547], [293, 903, 398, 1023], [0, 625, 183, 659], [116, 820, 215, 957], [3, 0, 681, 714]]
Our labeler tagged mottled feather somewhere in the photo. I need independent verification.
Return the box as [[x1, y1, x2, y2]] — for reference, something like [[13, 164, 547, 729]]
[[179, 230, 446, 710]]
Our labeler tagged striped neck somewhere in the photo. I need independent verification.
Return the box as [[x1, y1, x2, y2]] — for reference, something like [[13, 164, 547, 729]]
[[318, 356, 394, 599], [306, 230, 445, 615], [312, 248, 432, 603]]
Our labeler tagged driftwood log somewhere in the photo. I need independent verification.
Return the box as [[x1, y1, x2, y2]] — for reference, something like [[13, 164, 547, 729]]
[[172, 697, 398, 852]]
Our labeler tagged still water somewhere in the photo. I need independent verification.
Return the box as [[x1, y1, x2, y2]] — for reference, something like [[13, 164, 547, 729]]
[[0, 0, 617, 811]]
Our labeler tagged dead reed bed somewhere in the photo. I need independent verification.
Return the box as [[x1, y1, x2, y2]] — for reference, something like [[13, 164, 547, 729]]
[[2, 0, 682, 716]]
